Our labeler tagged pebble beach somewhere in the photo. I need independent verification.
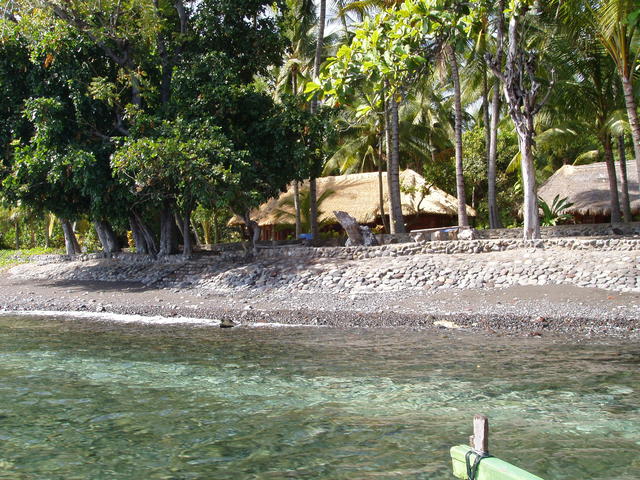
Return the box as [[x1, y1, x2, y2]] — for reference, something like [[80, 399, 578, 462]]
[[2, 237, 639, 339]]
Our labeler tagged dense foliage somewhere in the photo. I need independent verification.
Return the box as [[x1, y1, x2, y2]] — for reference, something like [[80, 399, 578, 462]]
[[0, 0, 638, 252]]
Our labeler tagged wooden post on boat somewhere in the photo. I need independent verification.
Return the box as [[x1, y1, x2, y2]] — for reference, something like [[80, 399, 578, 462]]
[[450, 415, 545, 480], [470, 414, 489, 455]]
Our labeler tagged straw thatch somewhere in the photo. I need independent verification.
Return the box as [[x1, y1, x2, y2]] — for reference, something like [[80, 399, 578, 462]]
[[538, 161, 639, 217], [229, 169, 476, 227]]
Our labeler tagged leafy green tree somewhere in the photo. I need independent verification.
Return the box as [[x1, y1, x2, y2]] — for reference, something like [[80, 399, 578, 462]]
[[113, 117, 242, 258], [3, 98, 92, 254]]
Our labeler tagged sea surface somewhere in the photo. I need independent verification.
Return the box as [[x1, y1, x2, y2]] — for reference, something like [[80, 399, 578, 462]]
[[0, 314, 638, 479]]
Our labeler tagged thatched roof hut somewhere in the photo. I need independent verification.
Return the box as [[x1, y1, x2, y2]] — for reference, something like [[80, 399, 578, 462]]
[[230, 169, 475, 237], [538, 161, 639, 219]]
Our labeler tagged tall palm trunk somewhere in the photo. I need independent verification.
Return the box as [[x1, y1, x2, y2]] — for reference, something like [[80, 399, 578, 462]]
[[617, 135, 632, 222], [448, 44, 469, 227], [602, 134, 622, 223], [387, 95, 405, 234], [621, 75, 640, 183], [291, 75, 303, 238], [488, 0, 505, 229], [293, 181, 302, 237], [309, 0, 326, 241], [14, 220, 20, 250], [384, 94, 395, 232], [377, 138, 389, 234], [182, 209, 193, 258]]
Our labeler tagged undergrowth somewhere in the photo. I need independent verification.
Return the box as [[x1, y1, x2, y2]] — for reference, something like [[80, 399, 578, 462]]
[[0, 248, 64, 269]]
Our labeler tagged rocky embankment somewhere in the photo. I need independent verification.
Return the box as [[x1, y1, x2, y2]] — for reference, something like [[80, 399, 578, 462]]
[[3, 236, 640, 339], [9, 237, 640, 294]]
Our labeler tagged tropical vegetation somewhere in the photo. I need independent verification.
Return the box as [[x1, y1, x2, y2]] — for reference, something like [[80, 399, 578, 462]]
[[0, 0, 638, 255]]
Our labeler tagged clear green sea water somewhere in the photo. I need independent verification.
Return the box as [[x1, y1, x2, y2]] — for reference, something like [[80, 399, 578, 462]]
[[0, 315, 638, 480]]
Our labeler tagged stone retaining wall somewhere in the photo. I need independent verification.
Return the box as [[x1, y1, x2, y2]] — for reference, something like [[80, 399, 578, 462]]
[[257, 237, 640, 261], [473, 222, 640, 239], [13, 240, 638, 294], [26, 236, 640, 266]]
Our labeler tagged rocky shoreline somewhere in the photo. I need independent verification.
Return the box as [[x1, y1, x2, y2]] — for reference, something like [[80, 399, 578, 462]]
[[1, 236, 639, 340]]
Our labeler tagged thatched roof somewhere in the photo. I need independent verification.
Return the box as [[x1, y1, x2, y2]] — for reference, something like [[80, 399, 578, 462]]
[[230, 169, 476, 227], [538, 161, 639, 216]]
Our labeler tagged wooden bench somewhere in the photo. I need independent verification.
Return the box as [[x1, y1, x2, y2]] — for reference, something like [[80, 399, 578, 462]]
[[410, 226, 473, 242]]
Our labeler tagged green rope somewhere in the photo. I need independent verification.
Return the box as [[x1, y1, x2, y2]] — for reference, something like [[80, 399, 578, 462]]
[[465, 450, 492, 480]]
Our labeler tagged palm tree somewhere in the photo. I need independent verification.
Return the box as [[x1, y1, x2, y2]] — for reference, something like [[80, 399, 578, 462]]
[[308, 0, 328, 241], [558, 0, 640, 188], [278, 0, 317, 239], [332, 0, 407, 235], [273, 187, 336, 233], [595, 0, 640, 183], [461, 0, 506, 228], [276, 0, 316, 98], [551, 35, 625, 222], [445, 41, 470, 227]]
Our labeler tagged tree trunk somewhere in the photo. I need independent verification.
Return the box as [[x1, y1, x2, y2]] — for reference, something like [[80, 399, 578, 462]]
[[243, 212, 260, 256], [191, 218, 202, 247], [293, 180, 302, 237], [377, 140, 389, 234], [309, 0, 327, 241], [61, 219, 81, 255], [174, 212, 185, 243], [388, 95, 406, 233], [482, 68, 491, 196], [621, 75, 640, 183], [308, 0, 326, 242], [130, 212, 158, 256], [44, 216, 50, 248], [490, 4, 547, 239], [310, 0, 326, 112], [129, 216, 146, 253], [93, 220, 120, 253], [618, 135, 632, 222], [202, 216, 211, 245], [291, 68, 302, 238], [309, 177, 319, 239], [71, 222, 81, 253], [602, 134, 622, 223], [212, 209, 219, 244], [158, 202, 179, 256], [488, 0, 505, 229], [182, 210, 193, 258], [14, 220, 20, 250], [384, 92, 395, 232], [518, 127, 540, 240], [449, 45, 469, 227]]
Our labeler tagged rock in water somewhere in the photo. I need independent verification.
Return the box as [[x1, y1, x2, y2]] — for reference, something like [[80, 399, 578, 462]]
[[220, 319, 236, 329]]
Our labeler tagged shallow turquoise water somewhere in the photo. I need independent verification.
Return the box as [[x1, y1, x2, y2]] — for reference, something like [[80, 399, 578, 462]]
[[0, 315, 639, 479]]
